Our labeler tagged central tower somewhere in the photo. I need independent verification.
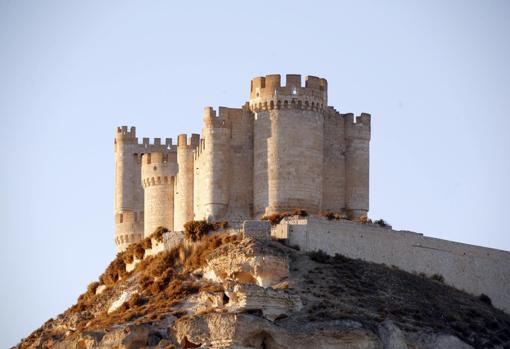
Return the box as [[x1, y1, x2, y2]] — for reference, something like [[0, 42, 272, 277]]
[[250, 74, 327, 216]]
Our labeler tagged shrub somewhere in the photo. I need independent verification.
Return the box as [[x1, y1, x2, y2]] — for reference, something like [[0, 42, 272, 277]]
[[86, 282, 99, 297], [293, 209, 308, 217], [213, 221, 229, 230], [431, 273, 445, 283], [142, 237, 153, 250], [184, 220, 214, 242], [127, 293, 145, 308], [359, 216, 369, 224], [479, 293, 493, 306], [151, 226, 168, 243], [99, 255, 127, 286], [123, 253, 134, 264], [321, 211, 336, 220], [374, 219, 390, 228], [134, 244, 145, 259], [261, 214, 283, 225], [308, 249, 330, 264]]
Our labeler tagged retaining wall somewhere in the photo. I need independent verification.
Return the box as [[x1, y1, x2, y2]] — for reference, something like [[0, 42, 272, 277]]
[[275, 217, 510, 313]]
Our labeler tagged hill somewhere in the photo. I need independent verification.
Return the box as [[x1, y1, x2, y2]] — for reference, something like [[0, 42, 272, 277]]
[[15, 229, 510, 349]]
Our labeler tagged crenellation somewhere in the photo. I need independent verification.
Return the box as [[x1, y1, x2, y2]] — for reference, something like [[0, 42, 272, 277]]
[[106, 74, 510, 318], [114, 74, 370, 249]]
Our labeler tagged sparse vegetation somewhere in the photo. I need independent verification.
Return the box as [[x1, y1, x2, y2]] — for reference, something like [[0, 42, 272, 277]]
[[151, 226, 168, 243], [292, 209, 308, 217], [373, 219, 391, 228], [479, 293, 492, 306], [49, 232, 242, 346], [213, 220, 229, 230], [308, 249, 330, 263], [261, 209, 309, 225], [430, 273, 445, 283], [321, 211, 336, 220], [320, 211, 349, 220], [300, 252, 510, 348], [184, 220, 215, 241], [142, 236, 152, 250], [261, 213, 285, 225]]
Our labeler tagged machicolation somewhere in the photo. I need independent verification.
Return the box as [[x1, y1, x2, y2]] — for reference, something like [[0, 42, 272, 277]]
[[114, 73, 371, 252]]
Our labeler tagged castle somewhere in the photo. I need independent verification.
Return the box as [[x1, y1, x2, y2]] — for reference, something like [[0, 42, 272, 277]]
[[112, 73, 510, 314], [114, 74, 370, 252]]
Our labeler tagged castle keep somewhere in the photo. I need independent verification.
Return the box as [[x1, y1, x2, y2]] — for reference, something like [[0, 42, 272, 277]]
[[114, 74, 371, 252]]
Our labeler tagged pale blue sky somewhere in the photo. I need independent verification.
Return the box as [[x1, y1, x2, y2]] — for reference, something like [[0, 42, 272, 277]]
[[1, 0, 509, 347]]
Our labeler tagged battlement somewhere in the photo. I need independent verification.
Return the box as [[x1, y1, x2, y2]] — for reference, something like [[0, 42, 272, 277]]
[[114, 126, 137, 148], [142, 152, 168, 165], [345, 113, 371, 140], [116, 126, 136, 138], [193, 126, 230, 160], [249, 74, 327, 112], [203, 106, 231, 129], [114, 74, 372, 256], [177, 133, 201, 148], [141, 151, 178, 188], [138, 137, 176, 150]]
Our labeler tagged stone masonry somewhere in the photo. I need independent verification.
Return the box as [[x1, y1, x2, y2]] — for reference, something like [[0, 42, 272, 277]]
[[113, 74, 371, 252]]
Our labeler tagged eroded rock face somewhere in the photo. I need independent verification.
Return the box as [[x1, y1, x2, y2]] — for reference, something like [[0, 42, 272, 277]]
[[203, 238, 289, 288], [15, 230, 507, 349], [226, 283, 302, 321], [175, 313, 380, 349]]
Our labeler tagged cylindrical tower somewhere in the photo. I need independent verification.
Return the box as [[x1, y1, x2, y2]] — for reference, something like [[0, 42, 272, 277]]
[[200, 107, 230, 222], [141, 151, 178, 237], [114, 126, 144, 252], [322, 108, 347, 213], [174, 133, 200, 231], [344, 113, 371, 219], [250, 74, 327, 216]]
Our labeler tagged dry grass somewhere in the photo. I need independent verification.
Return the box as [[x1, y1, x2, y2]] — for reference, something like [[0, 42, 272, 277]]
[[213, 221, 229, 230], [184, 220, 215, 241], [61, 232, 242, 336], [320, 211, 349, 220], [151, 226, 168, 243], [261, 209, 309, 226], [300, 251, 510, 348]]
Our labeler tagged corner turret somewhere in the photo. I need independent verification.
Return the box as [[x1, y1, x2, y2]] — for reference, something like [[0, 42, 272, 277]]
[[141, 151, 178, 236], [249, 74, 327, 112], [175, 133, 200, 231], [344, 113, 371, 219]]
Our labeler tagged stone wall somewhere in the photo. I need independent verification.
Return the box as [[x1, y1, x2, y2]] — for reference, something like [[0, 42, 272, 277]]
[[174, 134, 199, 231], [141, 152, 178, 236], [277, 217, 510, 313], [223, 106, 253, 222], [322, 107, 346, 212], [114, 73, 372, 246]]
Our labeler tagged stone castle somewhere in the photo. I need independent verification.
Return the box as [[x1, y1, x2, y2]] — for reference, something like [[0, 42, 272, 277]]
[[114, 74, 371, 252]]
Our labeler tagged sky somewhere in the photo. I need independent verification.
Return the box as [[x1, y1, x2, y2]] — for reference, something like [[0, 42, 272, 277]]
[[1, 0, 509, 347]]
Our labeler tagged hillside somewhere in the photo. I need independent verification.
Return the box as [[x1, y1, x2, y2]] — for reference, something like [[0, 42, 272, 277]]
[[15, 229, 510, 349]]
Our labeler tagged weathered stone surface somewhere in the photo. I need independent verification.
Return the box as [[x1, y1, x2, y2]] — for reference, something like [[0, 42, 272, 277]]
[[281, 216, 510, 313], [243, 220, 271, 240], [175, 313, 379, 349], [16, 233, 510, 349], [107, 290, 131, 314], [377, 320, 408, 349], [409, 333, 474, 349], [226, 284, 302, 321], [114, 74, 371, 253], [203, 238, 289, 288]]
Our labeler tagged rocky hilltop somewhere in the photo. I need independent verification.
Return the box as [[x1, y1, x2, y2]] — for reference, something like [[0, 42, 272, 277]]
[[15, 224, 510, 349]]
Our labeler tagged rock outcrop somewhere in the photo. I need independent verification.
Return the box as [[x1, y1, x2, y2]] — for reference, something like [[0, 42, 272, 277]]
[[14, 228, 510, 349]]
